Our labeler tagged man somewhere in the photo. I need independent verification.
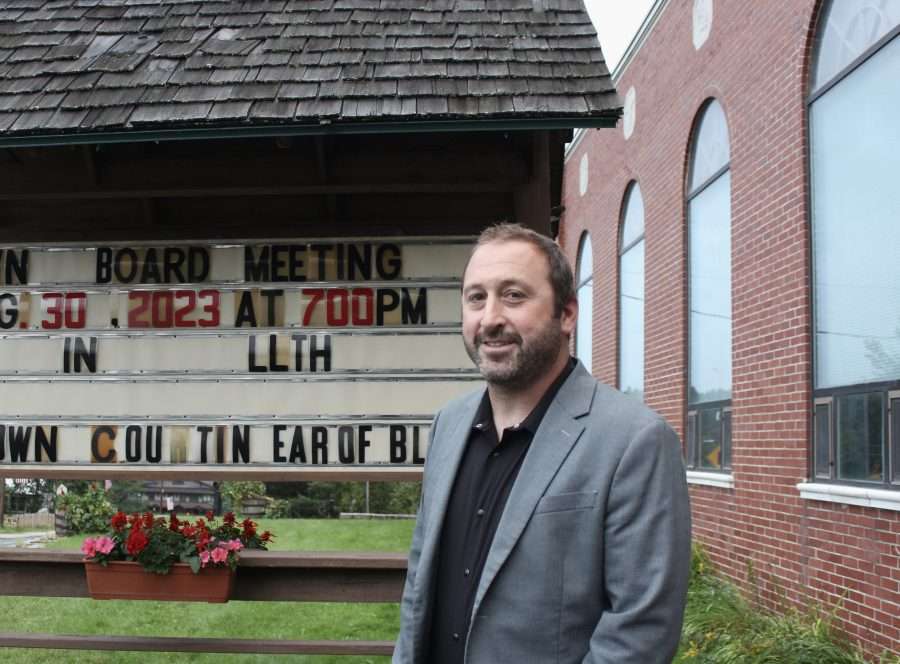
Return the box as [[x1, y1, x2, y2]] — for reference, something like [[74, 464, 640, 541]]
[[394, 223, 691, 664]]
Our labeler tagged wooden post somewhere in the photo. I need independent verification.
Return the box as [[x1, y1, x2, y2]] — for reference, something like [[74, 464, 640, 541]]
[[0, 478, 5, 527]]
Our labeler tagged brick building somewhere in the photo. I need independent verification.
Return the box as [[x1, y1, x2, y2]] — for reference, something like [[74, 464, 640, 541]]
[[561, 0, 900, 657]]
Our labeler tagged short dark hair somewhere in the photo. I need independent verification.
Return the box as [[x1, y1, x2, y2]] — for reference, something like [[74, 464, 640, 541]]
[[467, 222, 576, 317]]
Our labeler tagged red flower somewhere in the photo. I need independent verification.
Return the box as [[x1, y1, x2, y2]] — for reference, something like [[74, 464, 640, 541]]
[[126, 528, 149, 555], [205, 510, 214, 521], [223, 512, 236, 526], [169, 513, 180, 531], [111, 512, 128, 532], [242, 518, 257, 538], [141, 512, 154, 528], [260, 531, 272, 542]]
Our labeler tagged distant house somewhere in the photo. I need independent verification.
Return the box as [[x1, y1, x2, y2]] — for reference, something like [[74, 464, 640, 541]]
[[138, 480, 219, 515]]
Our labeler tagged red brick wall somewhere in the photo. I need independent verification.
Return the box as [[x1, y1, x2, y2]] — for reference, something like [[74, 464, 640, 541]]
[[560, 0, 900, 657]]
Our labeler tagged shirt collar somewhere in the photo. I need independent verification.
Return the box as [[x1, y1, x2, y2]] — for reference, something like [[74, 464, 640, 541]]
[[471, 357, 577, 435]]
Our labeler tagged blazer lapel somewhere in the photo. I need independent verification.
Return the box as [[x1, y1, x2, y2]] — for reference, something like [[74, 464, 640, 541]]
[[470, 364, 597, 619]]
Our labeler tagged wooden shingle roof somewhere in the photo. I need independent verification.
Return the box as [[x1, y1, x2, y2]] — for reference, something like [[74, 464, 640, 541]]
[[0, 0, 619, 141]]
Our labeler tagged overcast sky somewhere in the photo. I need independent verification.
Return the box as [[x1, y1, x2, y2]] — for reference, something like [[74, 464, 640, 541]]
[[582, 0, 656, 72]]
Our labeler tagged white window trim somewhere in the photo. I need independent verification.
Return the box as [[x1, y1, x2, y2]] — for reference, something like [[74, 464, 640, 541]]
[[797, 482, 900, 512], [686, 470, 734, 490]]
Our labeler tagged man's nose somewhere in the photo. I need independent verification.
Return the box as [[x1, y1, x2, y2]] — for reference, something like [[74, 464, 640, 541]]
[[480, 294, 506, 328]]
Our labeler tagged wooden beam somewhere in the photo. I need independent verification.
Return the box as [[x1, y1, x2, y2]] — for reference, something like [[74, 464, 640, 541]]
[[0, 465, 424, 482], [0, 549, 407, 602], [316, 136, 339, 223], [141, 197, 156, 225], [0, 182, 518, 201], [0, 633, 395, 655], [81, 145, 97, 186], [513, 131, 551, 235]]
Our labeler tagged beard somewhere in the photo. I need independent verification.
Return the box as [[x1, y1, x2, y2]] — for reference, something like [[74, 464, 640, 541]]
[[464, 317, 565, 390]]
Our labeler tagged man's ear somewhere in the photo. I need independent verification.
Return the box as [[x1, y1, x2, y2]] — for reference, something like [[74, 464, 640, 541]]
[[560, 297, 578, 337]]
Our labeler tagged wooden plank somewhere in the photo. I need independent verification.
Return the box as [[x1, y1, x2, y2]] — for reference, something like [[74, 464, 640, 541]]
[[0, 549, 408, 602], [0, 550, 408, 568], [0, 633, 395, 655], [0, 181, 517, 201], [0, 465, 424, 482]]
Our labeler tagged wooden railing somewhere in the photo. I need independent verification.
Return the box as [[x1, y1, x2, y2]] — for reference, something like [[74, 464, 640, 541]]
[[0, 549, 407, 656]]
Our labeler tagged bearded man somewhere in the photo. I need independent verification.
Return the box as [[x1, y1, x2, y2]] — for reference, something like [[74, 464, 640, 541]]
[[393, 223, 691, 664]]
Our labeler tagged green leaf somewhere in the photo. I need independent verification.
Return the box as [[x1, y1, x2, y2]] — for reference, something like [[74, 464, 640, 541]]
[[188, 555, 201, 574]]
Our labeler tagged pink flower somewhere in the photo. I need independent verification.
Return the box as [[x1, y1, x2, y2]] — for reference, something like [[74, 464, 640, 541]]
[[94, 536, 115, 555], [199, 550, 211, 568], [226, 539, 243, 552], [211, 547, 228, 564], [81, 538, 96, 557]]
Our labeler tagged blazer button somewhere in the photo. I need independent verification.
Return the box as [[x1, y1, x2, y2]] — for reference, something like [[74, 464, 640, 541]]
[[453, 633, 460, 641]]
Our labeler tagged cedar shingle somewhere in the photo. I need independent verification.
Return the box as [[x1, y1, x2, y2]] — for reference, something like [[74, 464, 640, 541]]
[[0, 0, 618, 135], [131, 101, 211, 123], [81, 105, 132, 129], [207, 99, 252, 119], [249, 98, 296, 119]]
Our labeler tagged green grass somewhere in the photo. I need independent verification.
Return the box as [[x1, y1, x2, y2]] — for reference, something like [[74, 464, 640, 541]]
[[0, 518, 415, 664]]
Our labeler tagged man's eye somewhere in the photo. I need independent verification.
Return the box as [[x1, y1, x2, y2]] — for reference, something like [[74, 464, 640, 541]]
[[504, 291, 525, 301], [466, 293, 485, 304]]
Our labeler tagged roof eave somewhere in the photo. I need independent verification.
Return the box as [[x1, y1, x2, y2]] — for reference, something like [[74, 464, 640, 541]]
[[0, 114, 621, 149]]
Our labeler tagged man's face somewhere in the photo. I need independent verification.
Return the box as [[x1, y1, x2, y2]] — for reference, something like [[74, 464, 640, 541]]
[[461, 239, 576, 389]]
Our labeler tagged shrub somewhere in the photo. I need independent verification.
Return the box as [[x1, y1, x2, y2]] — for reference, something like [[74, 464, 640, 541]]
[[57, 485, 115, 534], [219, 481, 266, 506], [267, 495, 338, 519], [677, 545, 880, 664]]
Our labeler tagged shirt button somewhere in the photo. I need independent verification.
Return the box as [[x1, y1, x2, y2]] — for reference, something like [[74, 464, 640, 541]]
[[453, 633, 460, 641], [492, 451, 500, 457], [476, 508, 485, 517], [464, 568, 470, 576]]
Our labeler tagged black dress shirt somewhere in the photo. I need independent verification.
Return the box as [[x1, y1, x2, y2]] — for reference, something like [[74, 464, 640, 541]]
[[427, 358, 576, 664]]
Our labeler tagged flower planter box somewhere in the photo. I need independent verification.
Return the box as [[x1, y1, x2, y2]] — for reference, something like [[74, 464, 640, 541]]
[[84, 561, 234, 603], [239, 497, 268, 517]]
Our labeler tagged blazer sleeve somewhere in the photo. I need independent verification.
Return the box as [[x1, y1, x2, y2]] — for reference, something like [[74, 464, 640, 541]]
[[583, 418, 692, 664], [393, 409, 441, 664]]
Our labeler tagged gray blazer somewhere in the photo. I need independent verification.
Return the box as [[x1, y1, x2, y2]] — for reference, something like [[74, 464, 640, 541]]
[[393, 362, 691, 664]]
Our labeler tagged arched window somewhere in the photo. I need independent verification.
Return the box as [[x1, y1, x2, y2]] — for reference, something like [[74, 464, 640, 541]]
[[686, 99, 732, 472], [810, 1, 900, 486], [575, 233, 593, 372], [619, 182, 645, 400]]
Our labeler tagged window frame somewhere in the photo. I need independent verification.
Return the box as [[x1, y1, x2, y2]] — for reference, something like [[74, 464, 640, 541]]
[[686, 401, 732, 472], [574, 231, 593, 371], [811, 382, 899, 489], [807, 2, 900, 490], [685, 99, 733, 474], [618, 181, 645, 399]]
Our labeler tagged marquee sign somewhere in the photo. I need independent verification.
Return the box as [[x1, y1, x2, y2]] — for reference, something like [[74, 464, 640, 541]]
[[0, 330, 471, 375], [0, 420, 431, 466], [0, 240, 471, 286], [0, 238, 480, 478], [0, 284, 461, 331]]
